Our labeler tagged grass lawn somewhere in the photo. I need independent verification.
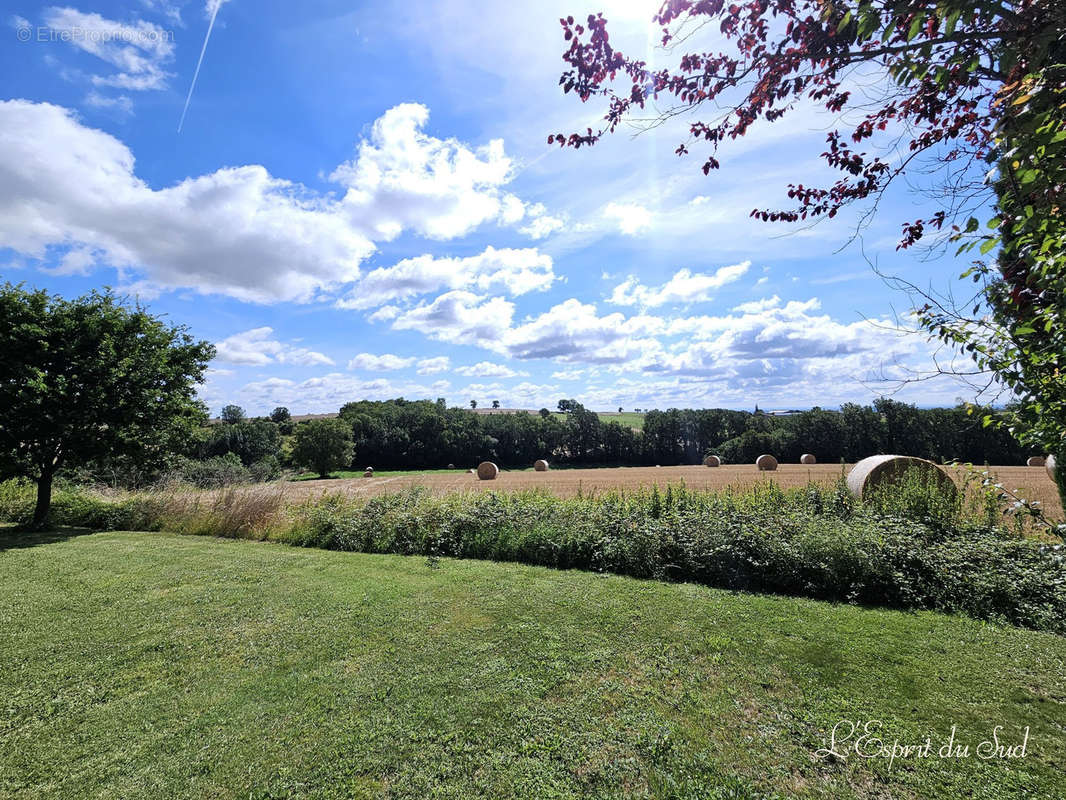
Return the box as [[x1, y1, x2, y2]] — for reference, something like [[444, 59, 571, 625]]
[[2, 531, 1064, 799], [549, 411, 645, 430]]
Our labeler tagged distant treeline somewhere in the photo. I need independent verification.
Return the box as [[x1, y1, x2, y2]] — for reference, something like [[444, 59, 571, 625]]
[[334, 397, 1030, 468], [68, 397, 1032, 488]]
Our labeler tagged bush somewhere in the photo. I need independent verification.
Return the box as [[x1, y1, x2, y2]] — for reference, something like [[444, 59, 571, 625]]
[[0, 478, 34, 524], [167, 453, 251, 489]]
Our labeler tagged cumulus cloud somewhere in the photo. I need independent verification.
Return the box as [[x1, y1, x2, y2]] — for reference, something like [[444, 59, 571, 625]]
[[390, 291, 516, 342], [330, 103, 524, 241], [603, 202, 652, 235], [214, 327, 334, 367], [42, 7, 176, 91], [732, 295, 782, 314], [336, 246, 554, 310], [234, 373, 449, 414], [346, 352, 417, 371], [519, 202, 565, 239], [416, 356, 451, 374], [609, 262, 751, 308], [454, 361, 528, 378], [0, 100, 537, 303], [499, 299, 666, 364]]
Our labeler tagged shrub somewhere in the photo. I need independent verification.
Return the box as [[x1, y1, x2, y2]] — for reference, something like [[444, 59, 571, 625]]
[[167, 453, 251, 489]]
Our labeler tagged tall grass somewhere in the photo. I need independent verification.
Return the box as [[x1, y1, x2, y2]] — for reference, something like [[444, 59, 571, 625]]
[[1, 475, 1063, 633]]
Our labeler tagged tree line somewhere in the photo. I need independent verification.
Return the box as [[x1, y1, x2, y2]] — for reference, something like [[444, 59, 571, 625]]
[[190, 396, 1029, 478]]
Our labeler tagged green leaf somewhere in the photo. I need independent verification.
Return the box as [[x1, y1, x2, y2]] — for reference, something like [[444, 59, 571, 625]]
[[907, 16, 922, 41]]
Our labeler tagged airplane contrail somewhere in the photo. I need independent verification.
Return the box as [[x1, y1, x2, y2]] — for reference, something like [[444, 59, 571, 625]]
[[177, 0, 227, 133]]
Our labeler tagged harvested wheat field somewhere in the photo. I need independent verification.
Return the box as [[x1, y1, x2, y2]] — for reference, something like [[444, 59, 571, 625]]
[[282, 464, 1063, 519]]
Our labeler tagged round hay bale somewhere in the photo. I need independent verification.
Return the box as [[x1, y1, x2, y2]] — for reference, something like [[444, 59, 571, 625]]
[[533, 459, 549, 472], [1027, 456, 1045, 467], [364, 466, 374, 473], [1048, 454, 1057, 482], [447, 463, 456, 469], [756, 454, 778, 471], [363, 470, 373, 478], [476, 461, 499, 480], [703, 455, 721, 467], [846, 455, 957, 500], [467, 468, 476, 474], [800, 453, 816, 465]]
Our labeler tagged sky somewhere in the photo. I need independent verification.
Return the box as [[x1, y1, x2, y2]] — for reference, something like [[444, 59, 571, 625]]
[[1, 0, 990, 415]]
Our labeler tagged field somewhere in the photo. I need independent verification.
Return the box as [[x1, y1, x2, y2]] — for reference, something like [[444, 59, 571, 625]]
[[284, 464, 1064, 519], [469, 407, 647, 429], [2, 530, 1064, 799]]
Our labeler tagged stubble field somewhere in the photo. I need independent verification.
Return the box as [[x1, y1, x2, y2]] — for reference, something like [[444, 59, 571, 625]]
[[285, 463, 1064, 520]]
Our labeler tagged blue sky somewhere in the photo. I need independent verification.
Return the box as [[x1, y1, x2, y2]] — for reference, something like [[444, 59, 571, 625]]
[[1, 0, 987, 415]]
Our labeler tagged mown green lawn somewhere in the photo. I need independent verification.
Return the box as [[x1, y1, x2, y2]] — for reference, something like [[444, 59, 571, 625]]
[[550, 411, 645, 430], [1, 531, 1063, 799]]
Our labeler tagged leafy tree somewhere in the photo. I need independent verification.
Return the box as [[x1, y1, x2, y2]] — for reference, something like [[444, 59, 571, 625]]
[[204, 419, 282, 467], [269, 407, 291, 424], [0, 285, 213, 527], [291, 418, 354, 478], [539, 408, 551, 418], [220, 404, 245, 425], [470, 399, 477, 409], [553, 1, 1066, 505], [492, 400, 501, 409]]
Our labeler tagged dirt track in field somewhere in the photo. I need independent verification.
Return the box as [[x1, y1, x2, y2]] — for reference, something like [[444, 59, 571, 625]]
[[279, 463, 1063, 520]]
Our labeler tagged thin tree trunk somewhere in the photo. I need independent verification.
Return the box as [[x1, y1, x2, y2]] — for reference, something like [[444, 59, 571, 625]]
[[31, 471, 53, 529]]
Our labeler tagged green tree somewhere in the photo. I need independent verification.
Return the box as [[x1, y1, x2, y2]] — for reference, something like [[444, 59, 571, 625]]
[[0, 285, 214, 527], [204, 419, 282, 467], [291, 418, 354, 478], [220, 404, 245, 425], [269, 407, 291, 424]]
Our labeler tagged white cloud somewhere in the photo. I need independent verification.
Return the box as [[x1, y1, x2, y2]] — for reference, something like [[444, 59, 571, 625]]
[[551, 368, 585, 380], [603, 201, 653, 236], [608, 262, 751, 308], [346, 352, 417, 371], [330, 103, 524, 241], [519, 203, 566, 239], [232, 372, 455, 415], [416, 356, 451, 374], [732, 296, 781, 314], [42, 8, 176, 91], [454, 361, 528, 378], [390, 291, 516, 342], [336, 246, 554, 310], [214, 327, 334, 367], [499, 299, 666, 364], [0, 100, 540, 303], [84, 90, 134, 115]]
